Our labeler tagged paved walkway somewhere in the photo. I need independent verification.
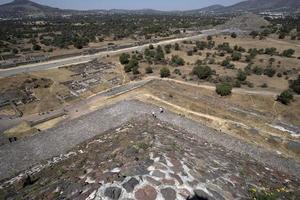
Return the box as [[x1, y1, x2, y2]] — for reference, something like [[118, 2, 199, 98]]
[[0, 100, 299, 181]]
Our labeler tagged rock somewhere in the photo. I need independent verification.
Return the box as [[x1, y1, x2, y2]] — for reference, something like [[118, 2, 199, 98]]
[[287, 141, 300, 154], [161, 187, 177, 200], [104, 187, 122, 200], [170, 173, 183, 185], [135, 185, 157, 200], [267, 136, 282, 145], [151, 170, 165, 178], [161, 178, 176, 185], [122, 178, 139, 193], [193, 189, 210, 200], [145, 176, 161, 186]]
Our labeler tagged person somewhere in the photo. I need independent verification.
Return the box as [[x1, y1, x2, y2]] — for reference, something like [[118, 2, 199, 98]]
[[152, 111, 156, 118], [159, 107, 164, 113]]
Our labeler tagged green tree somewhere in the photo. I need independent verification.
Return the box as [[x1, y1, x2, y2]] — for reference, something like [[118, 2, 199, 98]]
[[145, 66, 153, 74], [231, 32, 237, 38], [237, 70, 247, 81], [282, 49, 295, 57], [160, 67, 170, 78], [216, 82, 232, 96], [171, 55, 185, 66], [119, 53, 130, 65], [32, 44, 41, 51], [192, 65, 212, 79], [231, 51, 242, 61], [174, 43, 180, 51], [277, 90, 294, 105], [289, 75, 300, 94]]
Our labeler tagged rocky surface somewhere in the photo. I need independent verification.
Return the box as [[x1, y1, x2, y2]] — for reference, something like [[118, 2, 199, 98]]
[[1, 117, 299, 199]]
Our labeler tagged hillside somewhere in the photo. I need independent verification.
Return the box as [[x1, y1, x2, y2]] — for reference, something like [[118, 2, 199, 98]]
[[222, 0, 300, 12]]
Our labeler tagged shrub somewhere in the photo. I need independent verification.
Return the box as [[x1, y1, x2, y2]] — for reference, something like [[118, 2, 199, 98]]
[[119, 53, 130, 65], [231, 32, 237, 38], [173, 69, 181, 75], [32, 44, 41, 51], [124, 58, 139, 73], [192, 65, 212, 79], [289, 75, 300, 94], [145, 66, 153, 74], [160, 67, 170, 78], [174, 43, 180, 50], [277, 90, 294, 105], [231, 51, 242, 61], [237, 70, 247, 81], [216, 82, 232, 96], [264, 68, 276, 77], [149, 44, 154, 49], [187, 50, 193, 56], [281, 49, 295, 57], [171, 55, 185, 66], [252, 66, 263, 75], [132, 66, 140, 75]]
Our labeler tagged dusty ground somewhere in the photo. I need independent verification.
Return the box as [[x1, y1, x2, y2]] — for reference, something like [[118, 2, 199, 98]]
[[1, 116, 299, 200]]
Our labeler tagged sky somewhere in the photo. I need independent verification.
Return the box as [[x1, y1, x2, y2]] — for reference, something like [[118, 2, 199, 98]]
[[0, 0, 243, 11]]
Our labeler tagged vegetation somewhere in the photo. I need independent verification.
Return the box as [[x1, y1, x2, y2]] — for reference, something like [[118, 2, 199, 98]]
[[119, 53, 130, 65], [160, 67, 170, 78], [237, 69, 247, 82], [277, 90, 294, 105], [170, 55, 185, 66], [192, 65, 212, 80], [289, 75, 300, 94], [216, 82, 232, 96], [281, 49, 295, 57], [145, 66, 153, 74]]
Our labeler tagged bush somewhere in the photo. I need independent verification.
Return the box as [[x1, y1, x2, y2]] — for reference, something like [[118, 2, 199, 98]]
[[124, 58, 139, 73], [277, 90, 294, 105], [171, 55, 185, 66], [231, 32, 237, 38], [231, 51, 242, 61], [174, 43, 180, 50], [192, 65, 212, 79], [187, 50, 193, 56], [173, 69, 181, 75], [216, 82, 232, 96], [119, 53, 130, 65], [149, 44, 154, 49], [289, 75, 300, 94], [237, 70, 247, 81], [32, 44, 41, 51], [281, 49, 295, 57], [252, 66, 263, 75], [160, 67, 170, 78], [145, 66, 153, 74], [264, 68, 276, 77]]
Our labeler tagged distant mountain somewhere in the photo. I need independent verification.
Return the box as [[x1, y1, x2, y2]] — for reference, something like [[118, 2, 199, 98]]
[[0, 0, 299, 18], [221, 0, 300, 12]]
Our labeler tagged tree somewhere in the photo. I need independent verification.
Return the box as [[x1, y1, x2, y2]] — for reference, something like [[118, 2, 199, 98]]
[[160, 67, 170, 78], [207, 35, 212, 41], [124, 57, 139, 73], [277, 90, 294, 105], [12, 48, 18, 54], [289, 75, 300, 94], [145, 66, 153, 74], [237, 70, 247, 81], [264, 68, 276, 77], [119, 53, 130, 65], [171, 55, 185, 66], [155, 45, 165, 62], [32, 44, 41, 51], [149, 44, 154, 49], [216, 82, 232, 96], [282, 49, 295, 57], [192, 65, 212, 79], [174, 43, 180, 51], [231, 51, 242, 61], [231, 32, 237, 38]]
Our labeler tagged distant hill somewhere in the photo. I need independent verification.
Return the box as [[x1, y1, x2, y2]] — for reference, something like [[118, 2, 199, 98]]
[[0, 0, 299, 18], [222, 0, 300, 12]]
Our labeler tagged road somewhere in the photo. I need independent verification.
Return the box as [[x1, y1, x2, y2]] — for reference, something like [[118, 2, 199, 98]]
[[0, 29, 225, 78]]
